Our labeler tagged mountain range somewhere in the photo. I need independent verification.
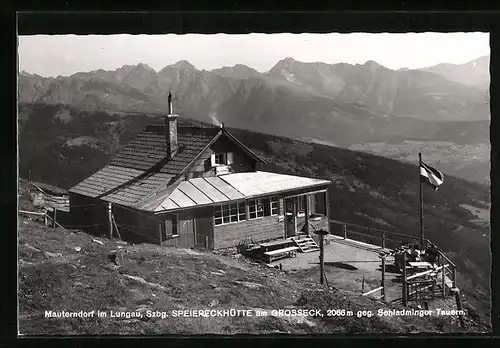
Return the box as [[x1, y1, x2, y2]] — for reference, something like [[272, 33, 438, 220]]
[[18, 55, 490, 182], [419, 55, 490, 90]]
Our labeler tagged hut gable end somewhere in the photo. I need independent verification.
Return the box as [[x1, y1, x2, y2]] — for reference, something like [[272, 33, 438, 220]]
[[185, 134, 258, 179]]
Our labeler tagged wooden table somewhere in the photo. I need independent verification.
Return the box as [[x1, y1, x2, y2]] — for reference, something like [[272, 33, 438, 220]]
[[408, 261, 433, 269]]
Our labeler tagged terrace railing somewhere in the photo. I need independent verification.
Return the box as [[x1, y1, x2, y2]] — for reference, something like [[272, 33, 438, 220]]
[[329, 218, 424, 250], [328, 218, 458, 303]]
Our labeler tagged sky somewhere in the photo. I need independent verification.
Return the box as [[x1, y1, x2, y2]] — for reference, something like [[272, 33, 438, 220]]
[[18, 33, 490, 77]]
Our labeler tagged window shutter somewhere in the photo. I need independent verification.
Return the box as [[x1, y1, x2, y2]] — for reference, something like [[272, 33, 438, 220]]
[[226, 152, 234, 165], [210, 154, 216, 167]]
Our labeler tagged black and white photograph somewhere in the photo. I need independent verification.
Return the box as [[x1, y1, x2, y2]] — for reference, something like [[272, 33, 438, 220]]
[[17, 30, 491, 335]]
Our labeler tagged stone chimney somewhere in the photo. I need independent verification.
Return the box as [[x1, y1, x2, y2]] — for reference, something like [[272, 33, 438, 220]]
[[165, 92, 178, 158]]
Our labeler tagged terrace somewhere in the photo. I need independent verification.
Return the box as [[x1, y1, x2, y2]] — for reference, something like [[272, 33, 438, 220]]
[[262, 220, 458, 308]]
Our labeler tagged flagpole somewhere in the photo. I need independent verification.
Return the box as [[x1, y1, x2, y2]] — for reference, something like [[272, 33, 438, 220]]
[[418, 152, 424, 250]]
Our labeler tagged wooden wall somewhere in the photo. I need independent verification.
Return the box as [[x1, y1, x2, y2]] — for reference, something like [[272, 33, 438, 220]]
[[213, 198, 285, 249], [70, 194, 215, 248], [69, 193, 108, 237], [213, 214, 284, 249], [71, 186, 329, 251], [157, 207, 214, 249], [212, 189, 329, 250], [160, 211, 194, 248], [112, 204, 160, 244]]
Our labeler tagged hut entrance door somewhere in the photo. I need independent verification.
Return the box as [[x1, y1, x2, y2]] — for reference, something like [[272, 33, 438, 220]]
[[284, 197, 297, 238], [195, 212, 213, 249], [177, 217, 196, 249]]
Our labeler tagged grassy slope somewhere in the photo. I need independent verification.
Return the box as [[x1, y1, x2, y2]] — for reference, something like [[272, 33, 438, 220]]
[[19, 216, 487, 335]]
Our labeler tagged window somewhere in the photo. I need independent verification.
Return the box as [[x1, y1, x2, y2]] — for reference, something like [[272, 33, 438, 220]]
[[214, 153, 226, 165], [159, 214, 179, 241], [214, 201, 246, 226], [270, 196, 280, 215], [248, 199, 264, 219], [211, 152, 234, 167]]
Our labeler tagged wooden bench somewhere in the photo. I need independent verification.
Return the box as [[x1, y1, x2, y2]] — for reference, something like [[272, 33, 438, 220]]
[[260, 240, 294, 250], [263, 246, 299, 263]]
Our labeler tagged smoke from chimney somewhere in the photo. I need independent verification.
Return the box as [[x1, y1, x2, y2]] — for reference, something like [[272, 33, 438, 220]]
[[209, 112, 222, 127]]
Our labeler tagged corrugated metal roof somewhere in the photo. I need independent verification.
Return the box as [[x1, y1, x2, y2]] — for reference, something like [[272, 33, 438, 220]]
[[176, 181, 212, 205], [221, 171, 331, 196], [204, 177, 245, 200], [152, 171, 331, 212], [188, 177, 228, 203]]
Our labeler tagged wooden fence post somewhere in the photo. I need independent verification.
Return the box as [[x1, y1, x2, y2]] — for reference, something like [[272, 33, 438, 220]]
[[343, 224, 347, 239], [304, 195, 309, 235], [53, 208, 57, 229], [442, 262, 446, 299], [402, 252, 407, 307], [319, 232, 324, 285], [453, 267, 457, 288], [451, 288, 465, 328], [381, 256, 386, 302], [382, 231, 386, 249], [111, 215, 122, 240]]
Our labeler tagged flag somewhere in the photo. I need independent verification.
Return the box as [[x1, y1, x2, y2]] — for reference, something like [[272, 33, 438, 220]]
[[420, 160, 444, 191]]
